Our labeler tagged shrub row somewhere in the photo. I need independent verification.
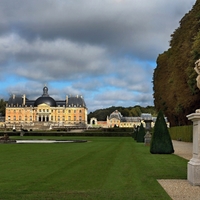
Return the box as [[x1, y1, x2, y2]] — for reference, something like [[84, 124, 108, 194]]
[[169, 125, 193, 142], [0, 130, 132, 137]]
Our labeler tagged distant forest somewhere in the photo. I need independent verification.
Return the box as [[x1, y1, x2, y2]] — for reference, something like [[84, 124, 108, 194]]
[[153, 0, 200, 126], [88, 105, 156, 122]]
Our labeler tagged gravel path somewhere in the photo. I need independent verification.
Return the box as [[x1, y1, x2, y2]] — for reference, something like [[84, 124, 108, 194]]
[[158, 140, 200, 200], [172, 140, 192, 160]]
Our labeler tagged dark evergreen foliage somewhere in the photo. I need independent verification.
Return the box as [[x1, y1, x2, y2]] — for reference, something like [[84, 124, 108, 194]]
[[132, 126, 139, 140], [0, 99, 6, 116], [136, 123, 146, 143], [153, 0, 200, 126], [150, 111, 174, 154]]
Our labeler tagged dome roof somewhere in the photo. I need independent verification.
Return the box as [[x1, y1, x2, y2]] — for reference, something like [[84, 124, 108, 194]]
[[34, 96, 56, 107], [34, 86, 57, 107]]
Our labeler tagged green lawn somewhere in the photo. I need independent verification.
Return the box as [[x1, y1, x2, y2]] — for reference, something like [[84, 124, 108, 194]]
[[0, 137, 187, 200]]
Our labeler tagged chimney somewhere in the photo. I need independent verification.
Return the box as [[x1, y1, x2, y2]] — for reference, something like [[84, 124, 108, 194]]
[[22, 94, 26, 106], [66, 95, 68, 105]]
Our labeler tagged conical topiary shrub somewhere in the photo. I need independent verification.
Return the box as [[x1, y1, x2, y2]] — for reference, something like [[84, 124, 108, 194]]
[[136, 123, 146, 143], [134, 126, 140, 140], [132, 126, 138, 139], [150, 111, 174, 154]]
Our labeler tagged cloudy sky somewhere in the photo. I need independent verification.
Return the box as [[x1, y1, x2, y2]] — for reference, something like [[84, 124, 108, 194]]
[[0, 0, 196, 112]]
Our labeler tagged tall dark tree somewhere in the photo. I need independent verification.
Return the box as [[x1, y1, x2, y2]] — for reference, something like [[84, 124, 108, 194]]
[[150, 111, 174, 154], [153, 0, 200, 126], [0, 99, 6, 116]]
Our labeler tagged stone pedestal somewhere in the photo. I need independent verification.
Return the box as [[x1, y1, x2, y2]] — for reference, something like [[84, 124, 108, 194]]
[[144, 131, 151, 146], [187, 112, 200, 185]]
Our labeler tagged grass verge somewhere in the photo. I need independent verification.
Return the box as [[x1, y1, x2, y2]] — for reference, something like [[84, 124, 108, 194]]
[[0, 136, 187, 200]]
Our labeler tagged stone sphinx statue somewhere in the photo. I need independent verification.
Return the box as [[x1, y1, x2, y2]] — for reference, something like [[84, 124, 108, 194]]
[[194, 59, 200, 89], [0, 134, 9, 140], [0, 134, 16, 143]]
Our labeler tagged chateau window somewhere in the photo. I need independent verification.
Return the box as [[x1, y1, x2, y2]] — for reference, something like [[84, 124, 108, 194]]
[[47, 109, 49, 112], [62, 117, 65, 121], [14, 110, 16, 113], [43, 109, 45, 112], [74, 110, 76, 113], [74, 116, 76, 121], [39, 109, 41, 112], [62, 110, 65, 113], [8, 116, 10, 120], [79, 116, 82, 121], [19, 116, 21, 121], [30, 116, 32, 121], [79, 110, 81, 113], [51, 116, 53, 121], [14, 116, 16, 120], [58, 110, 60, 113], [68, 116, 71, 121]]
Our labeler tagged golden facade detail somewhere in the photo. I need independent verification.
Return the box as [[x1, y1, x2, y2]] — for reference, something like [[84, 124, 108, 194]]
[[5, 86, 87, 130]]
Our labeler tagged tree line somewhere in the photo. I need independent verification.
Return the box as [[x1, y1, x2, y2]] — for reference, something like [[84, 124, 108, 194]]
[[88, 105, 156, 122], [153, 0, 200, 126]]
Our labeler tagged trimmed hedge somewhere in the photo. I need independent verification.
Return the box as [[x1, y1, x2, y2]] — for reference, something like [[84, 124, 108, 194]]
[[169, 125, 193, 142], [150, 111, 174, 154], [136, 123, 146, 143], [0, 130, 132, 137]]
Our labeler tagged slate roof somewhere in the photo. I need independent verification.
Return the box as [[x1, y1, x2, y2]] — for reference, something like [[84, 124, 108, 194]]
[[7, 95, 23, 106], [109, 110, 123, 120], [121, 117, 141, 122], [7, 87, 87, 108]]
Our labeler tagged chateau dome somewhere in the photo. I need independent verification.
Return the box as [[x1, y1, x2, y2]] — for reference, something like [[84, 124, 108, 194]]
[[34, 86, 56, 107]]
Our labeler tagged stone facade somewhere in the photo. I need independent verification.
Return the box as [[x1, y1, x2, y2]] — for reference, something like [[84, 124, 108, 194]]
[[89, 110, 170, 128], [89, 110, 169, 128], [107, 110, 141, 128], [5, 86, 87, 130]]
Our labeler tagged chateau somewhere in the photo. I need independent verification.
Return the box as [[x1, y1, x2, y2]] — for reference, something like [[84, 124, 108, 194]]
[[90, 110, 169, 128], [5, 86, 87, 130]]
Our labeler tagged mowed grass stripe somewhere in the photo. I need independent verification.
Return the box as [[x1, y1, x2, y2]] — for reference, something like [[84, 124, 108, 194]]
[[0, 137, 187, 200]]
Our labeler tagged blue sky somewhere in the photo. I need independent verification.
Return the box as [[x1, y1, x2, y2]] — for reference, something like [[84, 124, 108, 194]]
[[0, 0, 196, 112]]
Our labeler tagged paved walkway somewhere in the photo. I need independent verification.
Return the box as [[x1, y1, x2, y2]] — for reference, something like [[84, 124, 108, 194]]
[[172, 140, 192, 160], [158, 140, 200, 200]]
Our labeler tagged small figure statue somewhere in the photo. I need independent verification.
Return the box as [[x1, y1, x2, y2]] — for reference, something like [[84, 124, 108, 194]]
[[194, 59, 200, 89]]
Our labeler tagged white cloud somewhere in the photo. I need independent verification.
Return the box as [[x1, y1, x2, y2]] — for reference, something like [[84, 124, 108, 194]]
[[0, 0, 196, 112]]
